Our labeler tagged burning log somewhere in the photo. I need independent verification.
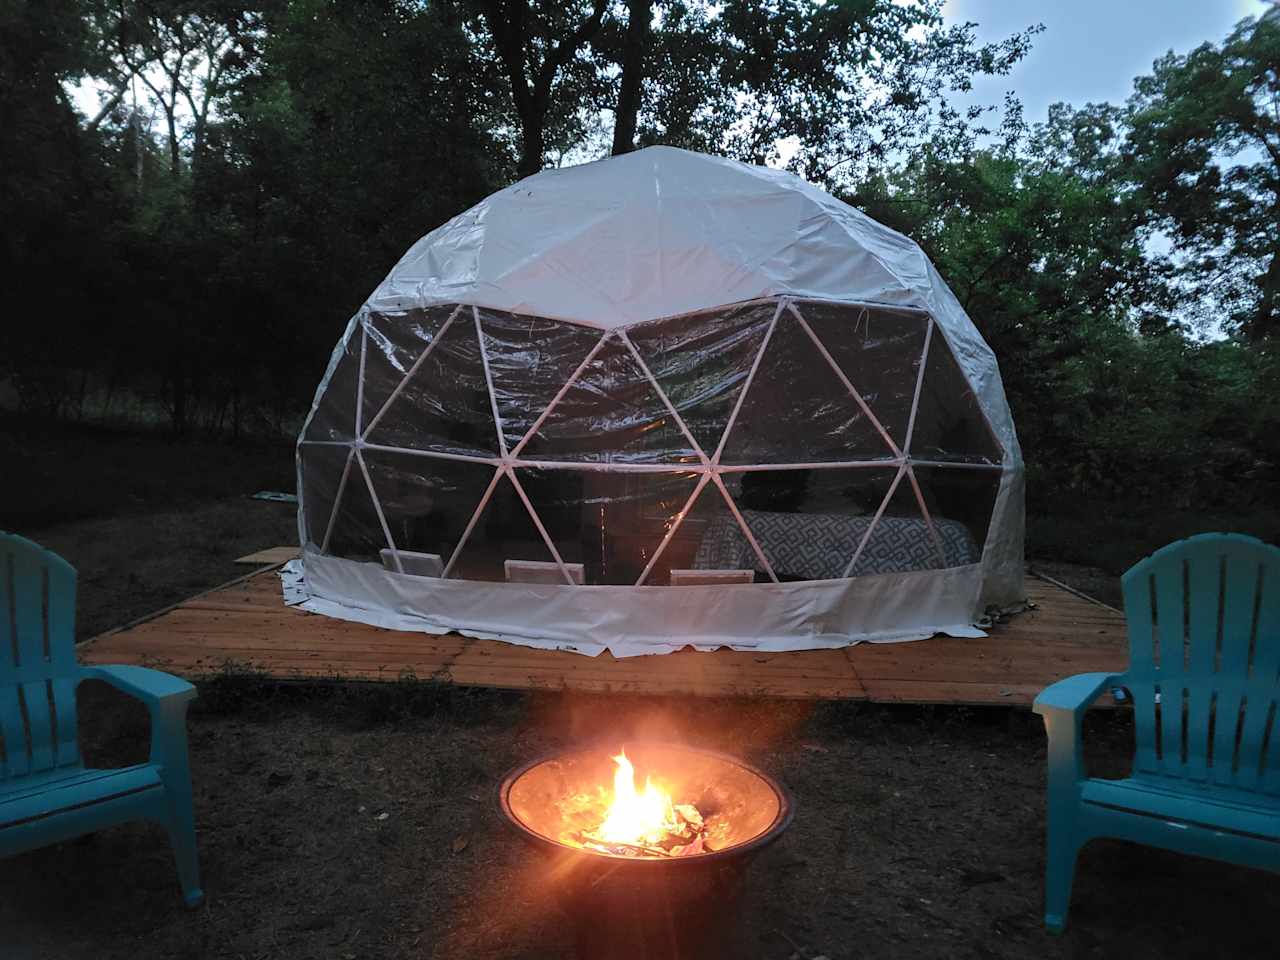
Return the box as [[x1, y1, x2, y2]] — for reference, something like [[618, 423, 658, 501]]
[[562, 749, 713, 859]]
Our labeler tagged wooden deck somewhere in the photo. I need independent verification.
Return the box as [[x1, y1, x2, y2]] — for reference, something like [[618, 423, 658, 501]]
[[79, 568, 1128, 706]]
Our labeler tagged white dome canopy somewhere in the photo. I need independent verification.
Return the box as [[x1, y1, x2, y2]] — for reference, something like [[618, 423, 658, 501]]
[[372, 146, 930, 328], [369, 146, 1018, 463], [293, 147, 1025, 657]]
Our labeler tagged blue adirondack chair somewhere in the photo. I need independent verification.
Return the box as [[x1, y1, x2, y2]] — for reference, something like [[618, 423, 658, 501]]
[[0, 533, 203, 907], [1033, 532, 1280, 933]]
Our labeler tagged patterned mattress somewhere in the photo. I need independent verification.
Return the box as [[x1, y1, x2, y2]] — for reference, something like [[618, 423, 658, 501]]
[[692, 510, 980, 580]]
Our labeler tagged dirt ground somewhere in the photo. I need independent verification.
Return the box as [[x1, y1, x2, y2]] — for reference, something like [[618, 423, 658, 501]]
[[29, 498, 298, 641], [5, 683, 1278, 959], [4, 429, 1277, 958]]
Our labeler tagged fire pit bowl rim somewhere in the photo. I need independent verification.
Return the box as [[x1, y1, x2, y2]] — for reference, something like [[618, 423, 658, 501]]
[[496, 739, 795, 867]]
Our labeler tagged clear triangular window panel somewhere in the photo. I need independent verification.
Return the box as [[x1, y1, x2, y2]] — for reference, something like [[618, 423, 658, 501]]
[[673, 479, 764, 584], [325, 455, 389, 563], [724, 467, 901, 580], [911, 466, 1000, 567], [299, 444, 354, 549], [364, 310, 499, 457], [446, 471, 567, 582], [531, 469, 702, 585], [302, 326, 362, 441], [477, 309, 606, 453], [363, 450, 496, 568], [848, 468, 944, 576], [360, 305, 458, 434], [517, 337, 697, 464], [628, 301, 775, 459], [718, 309, 896, 465], [908, 331, 1003, 464], [793, 301, 930, 452]]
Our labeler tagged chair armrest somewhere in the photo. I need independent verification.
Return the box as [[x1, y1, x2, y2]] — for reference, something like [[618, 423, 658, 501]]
[[1033, 672, 1124, 787], [1033, 672, 1121, 717], [80, 665, 197, 769], [80, 664, 197, 706]]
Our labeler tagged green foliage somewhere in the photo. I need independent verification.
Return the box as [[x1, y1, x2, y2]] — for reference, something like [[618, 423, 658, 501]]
[[849, 91, 1280, 563], [615, 0, 1041, 178], [1125, 14, 1280, 342], [1, 1, 1276, 569]]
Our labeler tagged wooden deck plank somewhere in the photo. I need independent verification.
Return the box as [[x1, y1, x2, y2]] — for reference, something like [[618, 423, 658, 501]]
[[234, 546, 300, 566], [79, 568, 1129, 705]]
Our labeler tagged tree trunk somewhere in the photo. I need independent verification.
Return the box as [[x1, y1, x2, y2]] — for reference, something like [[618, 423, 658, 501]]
[[165, 108, 180, 175], [611, 0, 651, 156], [482, 0, 609, 178], [518, 118, 545, 178], [1253, 243, 1280, 344]]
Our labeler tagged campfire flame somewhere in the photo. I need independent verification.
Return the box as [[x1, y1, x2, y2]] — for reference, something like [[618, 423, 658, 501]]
[[596, 750, 676, 846], [558, 748, 709, 858]]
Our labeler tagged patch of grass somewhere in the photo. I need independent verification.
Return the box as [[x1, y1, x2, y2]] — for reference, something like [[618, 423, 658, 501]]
[[0, 413, 294, 529], [1029, 499, 1280, 573], [194, 665, 526, 730]]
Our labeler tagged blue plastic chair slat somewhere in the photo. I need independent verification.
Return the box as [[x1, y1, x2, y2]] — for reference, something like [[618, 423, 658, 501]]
[[1184, 553, 1221, 782], [1253, 563, 1280, 685], [1122, 571, 1161, 775], [1265, 706, 1280, 795], [1034, 533, 1280, 933], [1153, 556, 1187, 776], [1236, 662, 1274, 792], [1210, 552, 1260, 786], [0, 686, 29, 780], [1079, 778, 1280, 840], [1, 552, 13, 669], [1220, 548, 1260, 677], [21, 681, 55, 773], [44, 554, 76, 673], [11, 545, 48, 675], [0, 532, 203, 907], [50, 677, 79, 769], [1255, 569, 1280, 795], [0, 763, 161, 827]]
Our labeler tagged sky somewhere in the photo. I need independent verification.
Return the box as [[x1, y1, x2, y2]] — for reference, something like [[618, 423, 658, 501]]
[[943, 0, 1273, 123], [76, 2, 1274, 134]]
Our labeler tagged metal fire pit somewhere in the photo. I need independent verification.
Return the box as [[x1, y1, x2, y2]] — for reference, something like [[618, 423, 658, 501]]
[[497, 741, 794, 958]]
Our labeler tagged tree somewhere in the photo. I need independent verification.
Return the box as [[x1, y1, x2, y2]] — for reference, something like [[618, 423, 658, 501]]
[[0, 0, 128, 418], [1125, 13, 1280, 343], [610, 0, 650, 155], [470, 0, 1039, 180], [474, 0, 610, 176], [188, 0, 509, 429], [87, 1, 256, 175], [618, 0, 1039, 185]]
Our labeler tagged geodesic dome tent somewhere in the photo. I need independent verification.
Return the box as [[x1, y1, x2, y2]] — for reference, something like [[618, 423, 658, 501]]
[[289, 146, 1024, 656]]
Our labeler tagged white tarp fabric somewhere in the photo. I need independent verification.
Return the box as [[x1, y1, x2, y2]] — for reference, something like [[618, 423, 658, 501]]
[[282, 557, 988, 656], [292, 146, 1025, 657]]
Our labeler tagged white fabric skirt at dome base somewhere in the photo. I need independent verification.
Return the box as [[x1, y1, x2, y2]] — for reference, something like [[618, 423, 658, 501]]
[[281, 554, 987, 658]]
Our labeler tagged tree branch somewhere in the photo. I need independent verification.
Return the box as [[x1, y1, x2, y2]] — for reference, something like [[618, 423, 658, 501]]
[[534, 0, 607, 100]]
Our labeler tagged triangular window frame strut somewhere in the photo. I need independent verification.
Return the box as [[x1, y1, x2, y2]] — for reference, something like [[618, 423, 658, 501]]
[[473, 305, 509, 459], [356, 447, 403, 573], [785, 301, 903, 460], [360, 304, 465, 442], [710, 299, 787, 465], [299, 296, 988, 581], [508, 330, 615, 459], [320, 446, 357, 554]]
